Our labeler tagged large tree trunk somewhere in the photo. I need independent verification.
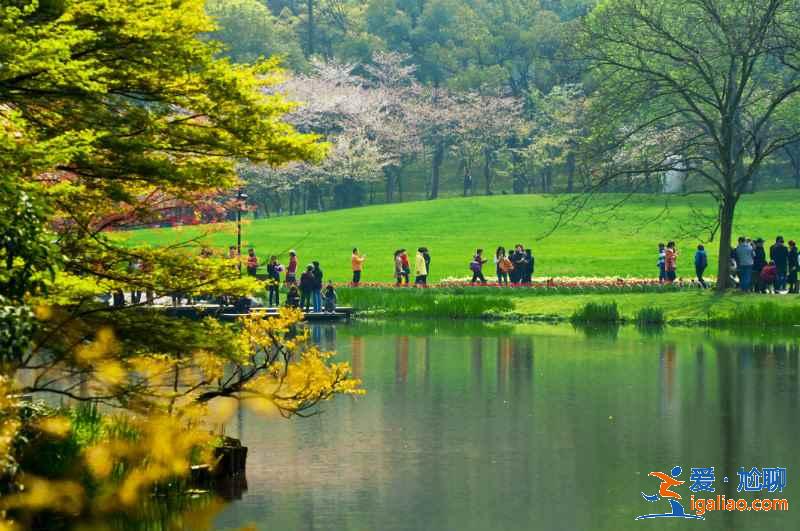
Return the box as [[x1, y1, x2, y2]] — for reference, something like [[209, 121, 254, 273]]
[[715, 194, 738, 293], [397, 172, 404, 202], [462, 158, 472, 197], [430, 140, 444, 199], [385, 167, 396, 203], [566, 152, 575, 193]]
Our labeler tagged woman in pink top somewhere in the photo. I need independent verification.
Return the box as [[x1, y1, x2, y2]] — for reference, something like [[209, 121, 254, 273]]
[[665, 241, 678, 283], [285, 250, 298, 286]]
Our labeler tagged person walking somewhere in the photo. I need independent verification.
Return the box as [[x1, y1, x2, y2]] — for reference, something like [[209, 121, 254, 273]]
[[470, 249, 488, 284], [788, 240, 799, 294], [753, 238, 767, 292], [285, 250, 298, 286], [267, 255, 282, 306], [351, 248, 366, 286], [770, 236, 789, 292], [657, 243, 666, 283], [415, 247, 428, 286], [664, 241, 678, 283], [299, 265, 314, 311], [246, 248, 259, 276], [312, 261, 323, 312], [694, 244, 708, 289], [734, 237, 754, 291]]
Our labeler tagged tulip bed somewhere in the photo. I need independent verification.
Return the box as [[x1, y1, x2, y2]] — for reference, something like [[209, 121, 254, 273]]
[[335, 276, 707, 295]]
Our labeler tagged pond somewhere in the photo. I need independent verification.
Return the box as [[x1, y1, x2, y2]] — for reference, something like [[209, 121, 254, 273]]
[[214, 320, 800, 531]]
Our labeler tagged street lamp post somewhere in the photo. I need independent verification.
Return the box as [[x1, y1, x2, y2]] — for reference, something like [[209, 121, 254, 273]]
[[236, 188, 248, 277]]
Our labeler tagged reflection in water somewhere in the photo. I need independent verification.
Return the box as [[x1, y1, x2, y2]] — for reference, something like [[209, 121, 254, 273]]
[[213, 324, 800, 531]]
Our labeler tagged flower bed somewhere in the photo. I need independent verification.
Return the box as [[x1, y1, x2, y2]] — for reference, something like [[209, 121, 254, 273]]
[[337, 277, 710, 294]]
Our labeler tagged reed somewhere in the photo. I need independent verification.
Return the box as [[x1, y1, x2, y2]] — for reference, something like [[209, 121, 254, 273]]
[[570, 302, 621, 324]]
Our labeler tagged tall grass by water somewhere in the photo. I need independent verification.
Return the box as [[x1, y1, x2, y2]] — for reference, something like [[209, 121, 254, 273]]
[[337, 287, 513, 318], [721, 302, 800, 327], [635, 306, 666, 326], [570, 302, 621, 324]]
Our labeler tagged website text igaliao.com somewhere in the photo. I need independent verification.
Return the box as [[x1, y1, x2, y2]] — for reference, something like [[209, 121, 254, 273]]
[[690, 495, 789, 515]]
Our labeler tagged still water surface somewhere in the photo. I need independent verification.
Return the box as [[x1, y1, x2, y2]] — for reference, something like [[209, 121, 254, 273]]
[[214, 321, 800, 531]]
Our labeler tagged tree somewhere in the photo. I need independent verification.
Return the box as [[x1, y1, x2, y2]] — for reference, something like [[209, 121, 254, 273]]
[[524, 84, 587, 193], [581, 0, 800, 291], [0, 0, 359, 525], [449, 91, 523, 196], [205, 0, 306, 69]]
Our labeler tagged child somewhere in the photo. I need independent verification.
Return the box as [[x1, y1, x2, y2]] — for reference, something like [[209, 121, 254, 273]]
[[657, 243, 666, 283], [760, 261, 777, 294], [285, 285, 300, 308], [665, 241, 678, 283], [323, 281, 337, 313], [470, 249, 487, 284], [694, 244, 708, 289]]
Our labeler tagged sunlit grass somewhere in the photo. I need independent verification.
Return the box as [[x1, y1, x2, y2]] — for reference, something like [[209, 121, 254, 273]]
[[124, 191, 800, 282]]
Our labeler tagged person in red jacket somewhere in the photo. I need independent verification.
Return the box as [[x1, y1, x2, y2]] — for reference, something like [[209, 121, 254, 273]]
[[400, 250, 411, 285], [760, 261, 778, 293]]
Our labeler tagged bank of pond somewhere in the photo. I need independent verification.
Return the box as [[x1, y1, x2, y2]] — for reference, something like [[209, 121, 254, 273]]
[[330, 286, 800, 329]]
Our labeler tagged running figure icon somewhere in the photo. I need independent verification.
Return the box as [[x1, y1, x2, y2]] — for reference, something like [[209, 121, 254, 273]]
[[635, 466, 705, 520]]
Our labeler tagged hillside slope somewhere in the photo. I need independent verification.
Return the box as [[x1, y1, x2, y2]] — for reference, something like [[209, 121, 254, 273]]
[[128, 191, 800, 282]]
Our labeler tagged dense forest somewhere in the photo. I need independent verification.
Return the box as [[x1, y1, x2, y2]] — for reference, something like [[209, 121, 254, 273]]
[[204, 0, 800, 217]]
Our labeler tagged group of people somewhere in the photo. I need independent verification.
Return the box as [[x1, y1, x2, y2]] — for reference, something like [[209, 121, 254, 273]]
[[730, 236, 799, 293], [242, 248, 338, 313], [466, 245, 535, 285], [249, 244, 538, 294], [391, 248, 431, 286], [490, 245, 534, 285], [656, 236, 800, 294]]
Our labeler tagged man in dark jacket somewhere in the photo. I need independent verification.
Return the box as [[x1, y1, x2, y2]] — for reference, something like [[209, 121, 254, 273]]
[[299, 265, 315, 311], [753, 238, 767, 292], [770, 236, 789, 292], [510, 245, 528, 284], [311, 261, 323, 312], [523, 249, 535, 284]]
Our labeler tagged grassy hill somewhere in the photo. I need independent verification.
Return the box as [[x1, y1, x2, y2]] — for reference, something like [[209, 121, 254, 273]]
[[127, 191, 800, 282]]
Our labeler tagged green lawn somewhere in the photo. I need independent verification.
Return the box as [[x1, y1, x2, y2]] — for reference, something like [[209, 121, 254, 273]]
[[126, 190, 800, 282]]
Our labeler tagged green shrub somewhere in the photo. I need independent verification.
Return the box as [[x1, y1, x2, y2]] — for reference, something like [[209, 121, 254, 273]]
[[570, 302, 620, 324], [635, 306, 666, 326]]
